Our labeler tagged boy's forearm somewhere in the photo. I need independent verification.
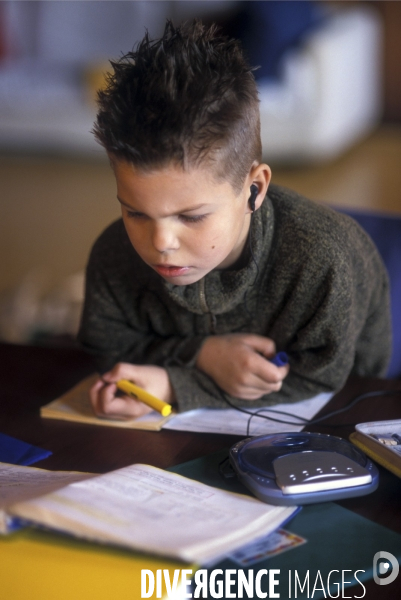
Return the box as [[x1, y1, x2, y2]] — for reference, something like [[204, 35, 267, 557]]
[[78, 324, 207, 374], [165, 364, 336, 413]]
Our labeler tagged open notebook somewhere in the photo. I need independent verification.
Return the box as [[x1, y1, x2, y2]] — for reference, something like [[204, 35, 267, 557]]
[[1, 461, 297, 564], [40, 374, 333, 435]]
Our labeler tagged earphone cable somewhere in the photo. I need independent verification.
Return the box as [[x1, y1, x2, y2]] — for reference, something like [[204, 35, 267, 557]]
[[219, 389, 401, 436]]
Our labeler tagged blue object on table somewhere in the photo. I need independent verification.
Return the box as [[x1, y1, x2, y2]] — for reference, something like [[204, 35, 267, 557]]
[[0, 432, 52, 466], [339, 208, 401, 379]]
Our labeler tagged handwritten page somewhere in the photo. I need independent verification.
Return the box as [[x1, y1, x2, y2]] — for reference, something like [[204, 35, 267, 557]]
[[164, 392, 333, 436], [40, 375, 172, 431], [0, 462, 95, 533], [9, 464, 296, 563]]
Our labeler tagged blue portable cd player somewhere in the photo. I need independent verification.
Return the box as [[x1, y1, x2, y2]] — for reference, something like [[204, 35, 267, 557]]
[[229, 432, 379, 505]]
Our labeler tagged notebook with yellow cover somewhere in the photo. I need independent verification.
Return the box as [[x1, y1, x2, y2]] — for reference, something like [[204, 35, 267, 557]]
[[0, 527, 187, 600]]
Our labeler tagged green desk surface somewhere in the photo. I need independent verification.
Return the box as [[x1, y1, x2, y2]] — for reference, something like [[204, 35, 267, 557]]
[[170, 449, 401, 599]]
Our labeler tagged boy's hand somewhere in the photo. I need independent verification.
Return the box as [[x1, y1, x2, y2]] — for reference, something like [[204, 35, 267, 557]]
[[90, 363, 174, 419], [196, 334, 289, 400]]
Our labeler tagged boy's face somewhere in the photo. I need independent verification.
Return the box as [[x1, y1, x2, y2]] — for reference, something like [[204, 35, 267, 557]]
[[113, 160, 269, 286]]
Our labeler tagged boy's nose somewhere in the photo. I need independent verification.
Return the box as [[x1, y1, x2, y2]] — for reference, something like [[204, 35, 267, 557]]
[[151, 222, 180, 253]]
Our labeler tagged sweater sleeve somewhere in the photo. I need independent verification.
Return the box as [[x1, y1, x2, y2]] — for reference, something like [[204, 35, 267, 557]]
[[78, 249, 226, 413], [260, 228, 392, 405], [277, 270, 391, 403], [77, 231, 206, 373]]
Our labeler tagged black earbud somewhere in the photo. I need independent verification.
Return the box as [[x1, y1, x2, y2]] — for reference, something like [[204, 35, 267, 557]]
[[249, 184, 258, 212]]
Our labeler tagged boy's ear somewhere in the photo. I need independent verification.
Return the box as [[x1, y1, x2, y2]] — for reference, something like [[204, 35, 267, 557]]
[[246, 163, 272, 213]]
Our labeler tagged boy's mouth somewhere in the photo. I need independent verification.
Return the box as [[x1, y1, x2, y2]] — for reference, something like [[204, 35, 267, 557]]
[[153, 264, 191, 278]]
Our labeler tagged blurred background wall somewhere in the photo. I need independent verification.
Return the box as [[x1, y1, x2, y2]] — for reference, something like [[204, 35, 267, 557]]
[[0, 0, 400, 347]]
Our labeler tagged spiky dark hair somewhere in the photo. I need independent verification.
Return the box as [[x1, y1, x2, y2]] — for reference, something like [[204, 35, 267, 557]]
[[94, 20, 261, 193]]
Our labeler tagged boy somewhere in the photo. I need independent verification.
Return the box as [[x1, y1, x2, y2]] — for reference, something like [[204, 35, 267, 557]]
[[78, 21, 391, 420]]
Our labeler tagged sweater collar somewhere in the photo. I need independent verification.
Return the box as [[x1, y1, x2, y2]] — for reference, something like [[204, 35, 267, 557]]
[[163, 195, 275, 315]]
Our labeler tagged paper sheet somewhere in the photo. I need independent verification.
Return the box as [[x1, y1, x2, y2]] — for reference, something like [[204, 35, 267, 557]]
[[164, 392, 333, 436], [0, 463, 95, 508], [0, 462, 95, 533], [10, 464, 296, 564]]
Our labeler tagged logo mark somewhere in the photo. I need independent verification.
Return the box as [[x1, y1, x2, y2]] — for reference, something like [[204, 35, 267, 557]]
[[373, 551, 399, 585]]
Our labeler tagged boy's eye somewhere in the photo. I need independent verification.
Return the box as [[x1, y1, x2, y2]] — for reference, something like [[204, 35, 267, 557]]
[[126, 210, 148, 220], [179, 214, 207, 224], [125, 209, 207, 224]]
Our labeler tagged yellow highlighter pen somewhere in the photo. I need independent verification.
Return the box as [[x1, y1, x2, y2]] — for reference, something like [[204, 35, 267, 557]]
[[116, 380, 172, 417]]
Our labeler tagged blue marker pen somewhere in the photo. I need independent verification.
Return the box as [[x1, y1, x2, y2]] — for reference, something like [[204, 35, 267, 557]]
[[270, 351, 289, 367]]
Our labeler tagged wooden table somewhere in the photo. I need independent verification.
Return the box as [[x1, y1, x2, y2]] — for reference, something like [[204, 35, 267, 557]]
[[1, 341, 401, 598]]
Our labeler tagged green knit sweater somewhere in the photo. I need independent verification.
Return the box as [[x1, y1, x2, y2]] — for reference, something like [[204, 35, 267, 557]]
[[78, 184, 391, 412]]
